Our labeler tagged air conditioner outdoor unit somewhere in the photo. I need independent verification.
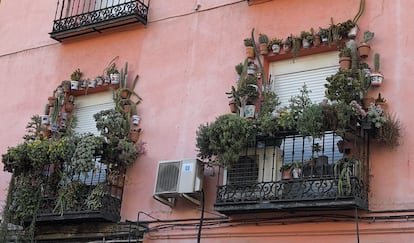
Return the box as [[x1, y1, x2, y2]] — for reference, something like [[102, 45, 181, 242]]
[[153, 159, 203, 207]]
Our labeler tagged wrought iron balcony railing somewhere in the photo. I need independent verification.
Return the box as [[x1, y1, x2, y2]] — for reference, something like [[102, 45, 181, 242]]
[[50, 0, 149, 42], [214, 130, 369, 215], [34, 157, 125, 223]]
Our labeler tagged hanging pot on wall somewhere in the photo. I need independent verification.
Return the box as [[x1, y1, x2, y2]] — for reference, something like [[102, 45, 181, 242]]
[[370, 72, 384, 87], [244, 105, 256, 118], [357, 43, 371, 58], [129, 128, 141, 143]]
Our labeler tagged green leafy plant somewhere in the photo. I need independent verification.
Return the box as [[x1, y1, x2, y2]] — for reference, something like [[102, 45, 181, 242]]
[[86, 183, 107, 210], [334, 157, 359, 196], [325, 69, 364, 104], [300, 31, 313, 42], [361, 30, 374, 43], [8, 178, 40, 224], [71, 134, 104, 175], [374, 113, 401, 148], [279, 163, 292, 172], [117, 138, 139, 167], [243, 38, 254, 47], [366, 103, 387, 128], [117, 62, 142, 102], [288, 84, 312, 122], [256, 91, 280, 137], [258, 33, 269, 44], [373, 53, 381, 72], [268, 38, 283, 51], [339, 46, 351, 57], [48, 136, 77, 164], [54, 180, 85, 215], [296, 104, 324, 138], [318, 27, 329, 39], [70, 68, 82, 81], [196, 114, 256, 167], [338, 19, 356, 38], [375, 93, 386, 104], [235, 62, 244, 76], [105, 62, 119, 76], [26, 139, 50, 169], [237, 75, 259, 103], [283, 36, 293, 50], [94, 109, 130, 139]]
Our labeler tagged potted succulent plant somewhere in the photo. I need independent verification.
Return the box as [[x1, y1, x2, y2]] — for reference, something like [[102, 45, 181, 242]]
[[195, 114, 256, 168], [61, 80, 71, 93], [339, 46, 352, 70], [258, 33, 269, 55], [334, 157, 359, 196], [318, 27, 329, 44], [325, 69, 364, 105], [244, 38, 255, 59], [70, 68, 82, 90], [300, 30, 313, 49], [64, 95, 75, 113], [268, 38, 283, 54], [283, 36, 293, 52], [296, 104, 325, 138], [370, 53, 384, 87], [375, 93, 386, 109], [280, 163, 293, 180], [358, 30, 374, 58], [374, 113, 401, 148], [106, 63, 120, 84]]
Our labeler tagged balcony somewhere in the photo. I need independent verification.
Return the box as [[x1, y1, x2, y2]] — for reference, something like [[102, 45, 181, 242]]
[[50, 0, 149, 42], [31, 158, 125, 224], [214, 131, 369, 215]]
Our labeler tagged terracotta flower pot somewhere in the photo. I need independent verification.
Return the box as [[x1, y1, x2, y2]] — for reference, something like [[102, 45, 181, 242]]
[[362, 97, 375, 109], [229, 101, 238, 113], [281, 169, 292, 180], [123, 104, 132, 113], [259, 43, 268, 55], [313, 35, 321, 47], [339, 57, 351, 70], [358, 43, 371, 58], [48, 97, 56, 107], [62, 82, 71, 93], [246, 46, 255, 59], [129, 129, 141, 143], [120, 90, 130, 99]]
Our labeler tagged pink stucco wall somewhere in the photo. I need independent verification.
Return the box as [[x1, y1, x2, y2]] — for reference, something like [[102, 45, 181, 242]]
[[1, 0, 414, 241]]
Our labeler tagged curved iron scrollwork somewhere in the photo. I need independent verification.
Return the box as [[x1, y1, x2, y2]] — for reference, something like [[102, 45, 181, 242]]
[[52, 0, 148, 34], [216, 177, 368, 209]]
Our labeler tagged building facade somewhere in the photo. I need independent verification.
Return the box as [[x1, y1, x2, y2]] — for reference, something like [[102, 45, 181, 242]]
[[1, 0, 414, 242]]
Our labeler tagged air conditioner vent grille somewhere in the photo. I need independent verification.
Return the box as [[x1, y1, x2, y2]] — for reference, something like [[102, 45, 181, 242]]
[[155, 161, 180, 193]]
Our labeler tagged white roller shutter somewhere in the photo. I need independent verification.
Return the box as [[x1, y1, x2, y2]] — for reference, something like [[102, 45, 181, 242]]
[[74, 91, 115, 135], [269, 51, 339, 106], [72, 92, 114, 185]]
